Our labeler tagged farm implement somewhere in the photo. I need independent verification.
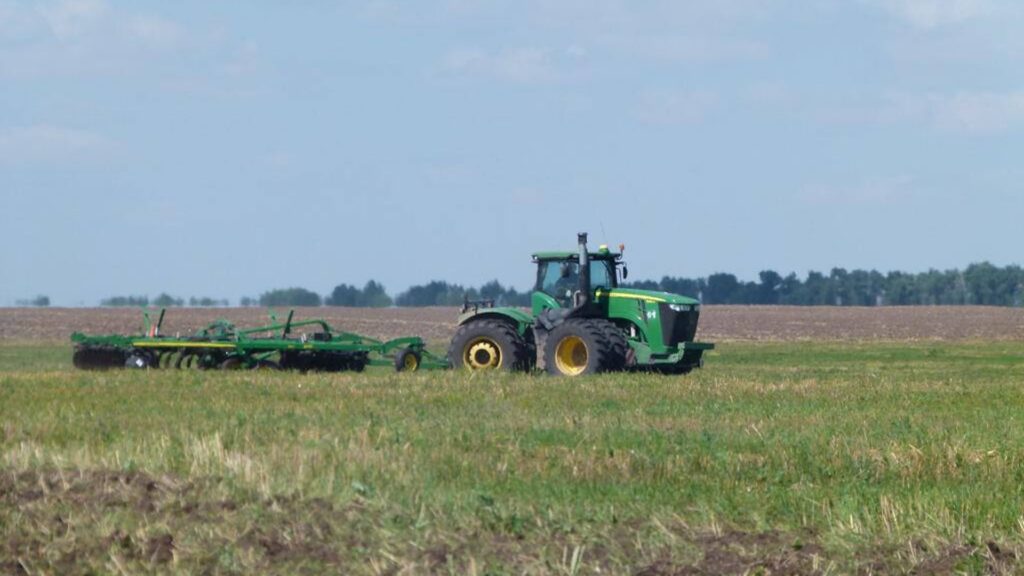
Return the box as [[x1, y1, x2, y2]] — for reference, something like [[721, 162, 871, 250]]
[[71, 309, 447, 372]]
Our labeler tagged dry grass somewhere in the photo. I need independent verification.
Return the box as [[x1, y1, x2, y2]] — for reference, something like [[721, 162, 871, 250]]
[[3, 341, 1024, 573]]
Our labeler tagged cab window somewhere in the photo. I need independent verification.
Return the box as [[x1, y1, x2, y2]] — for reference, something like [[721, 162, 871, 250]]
[[536, 259, 616, 299], [538, 261, 578, 300]]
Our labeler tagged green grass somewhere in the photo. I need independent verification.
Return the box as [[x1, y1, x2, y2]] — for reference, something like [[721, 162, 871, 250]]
[[2, 341, 1024, 574]]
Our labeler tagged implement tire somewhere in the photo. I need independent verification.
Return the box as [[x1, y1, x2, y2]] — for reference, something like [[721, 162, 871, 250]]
[[448, 319, 528, 371], [394, 347, 422, 372], [544, 319, 612, 376]]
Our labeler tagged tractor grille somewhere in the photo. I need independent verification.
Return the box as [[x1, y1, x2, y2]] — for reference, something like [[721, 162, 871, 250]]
[[659, 304, 699, 346]]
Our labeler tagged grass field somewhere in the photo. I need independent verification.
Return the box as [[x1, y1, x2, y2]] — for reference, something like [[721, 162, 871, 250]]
[[3, 341, 1024, 574]]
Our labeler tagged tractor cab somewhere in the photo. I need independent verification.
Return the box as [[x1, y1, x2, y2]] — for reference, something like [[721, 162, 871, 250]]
[[531, 245, 623, 314]]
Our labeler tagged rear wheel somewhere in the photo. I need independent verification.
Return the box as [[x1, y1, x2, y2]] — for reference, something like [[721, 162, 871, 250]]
[[544, 319, 613, 376], [448, 319, 528, 371]]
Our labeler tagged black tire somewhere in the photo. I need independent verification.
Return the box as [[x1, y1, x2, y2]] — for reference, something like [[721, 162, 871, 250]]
[[394, 348, 422, 372], [595, 320, 629, 372], [544, 319, 613, 376], [448, 319, 528, 371], [73, 346, 126, 370], [220, 356, 246, 370], [253, 360, 281, 371]]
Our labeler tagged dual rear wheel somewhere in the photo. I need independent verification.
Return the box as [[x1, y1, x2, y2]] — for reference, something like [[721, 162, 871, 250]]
[[448, 318, 627, 376]]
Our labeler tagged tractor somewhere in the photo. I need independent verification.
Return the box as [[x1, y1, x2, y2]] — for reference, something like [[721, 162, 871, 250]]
[[448, 233, 714, 375]]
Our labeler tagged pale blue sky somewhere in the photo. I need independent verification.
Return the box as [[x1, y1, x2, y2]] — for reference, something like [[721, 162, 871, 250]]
[[1, 0, 1022, 305]]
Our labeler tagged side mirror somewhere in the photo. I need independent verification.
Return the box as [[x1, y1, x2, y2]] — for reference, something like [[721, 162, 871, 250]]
[[622, 266, 629, 280]]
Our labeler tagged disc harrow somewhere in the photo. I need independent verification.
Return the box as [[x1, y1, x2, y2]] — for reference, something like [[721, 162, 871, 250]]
[[70, 309, 447, 373]]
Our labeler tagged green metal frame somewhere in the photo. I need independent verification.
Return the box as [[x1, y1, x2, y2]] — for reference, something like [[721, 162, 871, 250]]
[[71, 309, 449, 371]]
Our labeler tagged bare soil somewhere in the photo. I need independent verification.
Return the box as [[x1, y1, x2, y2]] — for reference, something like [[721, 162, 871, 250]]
[[3, 468, 1016, 574], [2, 305, 1023, 343]]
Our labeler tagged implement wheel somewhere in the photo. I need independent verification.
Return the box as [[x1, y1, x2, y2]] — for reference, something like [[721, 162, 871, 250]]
[[253, 360, 281, 371], [448, 319, 528, 371], [125, 350, 156, 369], [544, 319, 612, 376], [394, 348, 422, 372], [220, 356, 246, 370]]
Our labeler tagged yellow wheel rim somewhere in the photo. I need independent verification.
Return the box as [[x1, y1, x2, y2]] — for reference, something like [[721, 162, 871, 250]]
[[554, 335, 588, 376], [402, 353, 419, 372], [464, 338, 501, 369]]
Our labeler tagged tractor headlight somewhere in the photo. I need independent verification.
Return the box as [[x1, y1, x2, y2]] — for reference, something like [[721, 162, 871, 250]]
[[668, 304, 691, 312]]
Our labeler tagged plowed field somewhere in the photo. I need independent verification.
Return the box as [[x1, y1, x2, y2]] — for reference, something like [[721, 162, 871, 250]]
[[2, 305, 1023, 342]]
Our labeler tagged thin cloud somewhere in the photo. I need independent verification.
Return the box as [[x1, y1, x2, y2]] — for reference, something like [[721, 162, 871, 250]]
[[866, 0, 993, 29], [37, 0, 107, 40], [927, 91, 1024, 132], [800, 176, 920, 206], [439, 46, 570, 83], [0, 124, 113, 167], [634, 90, 718, 125], [814, 89, 1024, 133]]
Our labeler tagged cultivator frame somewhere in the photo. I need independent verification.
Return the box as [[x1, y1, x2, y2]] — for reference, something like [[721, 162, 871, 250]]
[[71, 309, 448, 372]]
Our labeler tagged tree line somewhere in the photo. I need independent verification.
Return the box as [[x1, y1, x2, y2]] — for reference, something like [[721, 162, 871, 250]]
[[74, 261, 1024, 308], [100, 294, 230, 307], [249, 262, 1024, 307], [629, 262, 1024, 306]]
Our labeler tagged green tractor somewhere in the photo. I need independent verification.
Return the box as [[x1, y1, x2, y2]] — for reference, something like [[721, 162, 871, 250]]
[[448, 233, 714, 375]]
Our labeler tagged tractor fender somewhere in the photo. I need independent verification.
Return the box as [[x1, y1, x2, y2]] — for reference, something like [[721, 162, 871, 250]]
[[456, 307, 534, 338]]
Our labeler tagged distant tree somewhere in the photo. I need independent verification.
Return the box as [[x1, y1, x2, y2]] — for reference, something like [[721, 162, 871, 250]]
[[660, 276, 703, 298], [326, 280, 392, 307], [396, 281, 446, 306], [396, 281, 473, 306], [479, 280, 505, 302], [360, 280, 393, 307], [188, 296, 227, 307], [502, 287, 531, 307], [259, 287, 322, 307], [101, 295, 149, 307], [756, 270, 783, 305], [704, 273, 740, 304], [626, 279, 660, 291], [153, 293, 184, 307], [15, 295, 50, 307], [778, 273, 804, 304], [326, 283, 360, 306], [239, 296, 258, 307]]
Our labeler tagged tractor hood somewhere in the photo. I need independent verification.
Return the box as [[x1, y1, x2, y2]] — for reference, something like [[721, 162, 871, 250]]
[[593, 287, 701, 308]]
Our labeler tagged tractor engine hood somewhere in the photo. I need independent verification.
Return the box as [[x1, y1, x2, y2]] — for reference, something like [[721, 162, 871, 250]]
[[592, 287, 701, 309]]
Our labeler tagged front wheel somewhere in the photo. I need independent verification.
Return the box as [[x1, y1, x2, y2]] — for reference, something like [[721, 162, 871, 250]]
[[544, 319, 613, 376], [448, 319, 528, 371]]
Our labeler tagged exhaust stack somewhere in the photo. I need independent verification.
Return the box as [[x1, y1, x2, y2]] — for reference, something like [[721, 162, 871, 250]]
[[577, 232, 590, 309]]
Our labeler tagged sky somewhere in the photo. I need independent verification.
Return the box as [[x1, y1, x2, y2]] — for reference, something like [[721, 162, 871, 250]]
[[1, 0, 1022, 305]]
